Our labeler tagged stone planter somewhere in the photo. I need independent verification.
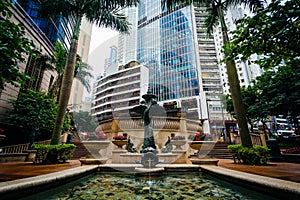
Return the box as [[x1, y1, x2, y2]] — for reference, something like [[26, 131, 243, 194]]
[[82, 141, 110, 159], [112, 140, 127, 149], [171, 140, 187, 150]]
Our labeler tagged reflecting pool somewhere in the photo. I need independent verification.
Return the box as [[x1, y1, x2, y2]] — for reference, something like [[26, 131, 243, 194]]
[[22, 173, 279, 200]]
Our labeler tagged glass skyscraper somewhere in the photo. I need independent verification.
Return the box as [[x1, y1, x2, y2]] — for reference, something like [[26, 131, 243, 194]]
[[137, 1, 199, 102], [12, 0, 75, 49]]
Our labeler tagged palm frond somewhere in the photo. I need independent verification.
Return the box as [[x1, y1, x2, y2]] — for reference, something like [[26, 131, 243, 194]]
[[89, 9, 130, 33], [96, 0, 139, 9], [74, 55, 93, 93], [226, 0, 266, 12], [34, 0, 75, 18], [204, 5, 219, 36]]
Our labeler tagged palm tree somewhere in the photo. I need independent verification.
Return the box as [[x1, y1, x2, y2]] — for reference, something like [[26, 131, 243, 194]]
[[162, 0, 265, 147], [74, 55, 93, 94], [50, 43, 93, 101], [36, 0, 138, 144], [49, 42, 67, 101]]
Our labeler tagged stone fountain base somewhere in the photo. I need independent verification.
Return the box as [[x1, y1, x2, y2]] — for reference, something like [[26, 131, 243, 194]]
[[79, 158, 108, 165], [111, 151, 187, 164]]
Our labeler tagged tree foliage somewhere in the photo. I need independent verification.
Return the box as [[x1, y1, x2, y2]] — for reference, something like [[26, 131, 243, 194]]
[[225, 84, 269, 132], [34, 0, 138, 144], [8, 89, 58, 141], [74, 55, 93, 93], [226, 0, 300, 127], [0, 1, 35, 89], [227, 0, 300, 70], [72, 111, 97, 133]]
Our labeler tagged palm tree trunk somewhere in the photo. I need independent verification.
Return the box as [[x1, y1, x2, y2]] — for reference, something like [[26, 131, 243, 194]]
[[51, 39, 78, 144], [217, 5, 252, 148]]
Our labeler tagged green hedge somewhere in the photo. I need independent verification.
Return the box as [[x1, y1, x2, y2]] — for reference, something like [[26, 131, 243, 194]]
[[228, 144, 270, 165], [32, 144, 76, 164]]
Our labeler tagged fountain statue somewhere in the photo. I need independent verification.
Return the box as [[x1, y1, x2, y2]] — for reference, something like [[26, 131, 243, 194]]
[[125, 136, 137, 153], [133, 89, 160, 168]]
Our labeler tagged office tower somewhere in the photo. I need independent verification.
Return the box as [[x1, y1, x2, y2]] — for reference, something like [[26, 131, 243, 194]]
[[0, 1, 71, 121], [137, 1, 223, 133], [12, 0, 75, 49], [117, 6, 138, 65]]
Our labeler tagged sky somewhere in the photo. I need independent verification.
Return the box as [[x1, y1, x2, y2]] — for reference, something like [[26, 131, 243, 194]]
[[88, 24, 118, 54], [83, 25, 119, 100]]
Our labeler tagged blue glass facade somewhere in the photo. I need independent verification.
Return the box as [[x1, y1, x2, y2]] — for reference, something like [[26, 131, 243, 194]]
[[137, 1, 199, 102], [12, 0, 74, 49]]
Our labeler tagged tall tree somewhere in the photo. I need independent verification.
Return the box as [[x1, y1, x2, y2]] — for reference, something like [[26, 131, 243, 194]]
[[162, 0, 265, 147], [49, 42, 67, 101], [50, 43, 93, 101], [36, 0, 138, 144], [227, 0, 300, 128]]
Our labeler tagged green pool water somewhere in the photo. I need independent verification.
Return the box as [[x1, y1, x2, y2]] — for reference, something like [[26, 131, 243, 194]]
[[21, 172, 279, 200]]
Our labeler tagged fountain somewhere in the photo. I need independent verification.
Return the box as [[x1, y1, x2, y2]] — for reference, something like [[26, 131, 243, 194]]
[[132, 89, 164, 172]]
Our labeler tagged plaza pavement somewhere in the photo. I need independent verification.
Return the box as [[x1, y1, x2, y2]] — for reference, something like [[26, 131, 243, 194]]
[[0, 159, 299, 183]]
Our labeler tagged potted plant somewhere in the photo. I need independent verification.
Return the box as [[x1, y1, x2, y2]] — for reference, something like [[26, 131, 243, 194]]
[[86, 131, 107, 140], [112, 133, 128, 149], [82, 131, 110, 158], [188, 132, 216, 151], [171, 135, 186, 150]]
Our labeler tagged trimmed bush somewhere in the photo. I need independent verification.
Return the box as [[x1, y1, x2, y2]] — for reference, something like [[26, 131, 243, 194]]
[[227, 144, 242, 163], [32, 144, 76, 164], [228, 145, 270, 165]]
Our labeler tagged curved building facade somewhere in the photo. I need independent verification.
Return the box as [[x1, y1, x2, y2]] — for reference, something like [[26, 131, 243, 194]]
[[91, 62, 149, 122]]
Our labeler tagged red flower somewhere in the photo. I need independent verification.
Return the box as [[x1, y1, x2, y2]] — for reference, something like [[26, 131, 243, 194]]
[[113, 135, 127, 140], [87, 131, 107, 140], [188, 132, 206, 141]]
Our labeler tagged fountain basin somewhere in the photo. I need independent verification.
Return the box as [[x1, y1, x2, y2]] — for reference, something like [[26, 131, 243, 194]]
[[8, 165, 299, 200]]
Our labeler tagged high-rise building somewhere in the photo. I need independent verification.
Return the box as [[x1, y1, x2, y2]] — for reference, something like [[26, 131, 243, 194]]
[[136, 1, 224, 133], [117, 6, 138, 65], [12, 0, 75, 49], [213, 5, 264, 94], [0, 1, 73, 121]]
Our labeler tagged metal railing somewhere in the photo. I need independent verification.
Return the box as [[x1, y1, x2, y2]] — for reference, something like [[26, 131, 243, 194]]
[[232, 133, 264, 146], [0, 138, 56, 154]]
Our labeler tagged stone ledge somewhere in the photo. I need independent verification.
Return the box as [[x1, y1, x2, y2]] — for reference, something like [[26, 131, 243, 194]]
[[0, 153, 28, 162], [79, 158, 108, 165], [201, 165, 300, 200], [189, 158, 219, 166]]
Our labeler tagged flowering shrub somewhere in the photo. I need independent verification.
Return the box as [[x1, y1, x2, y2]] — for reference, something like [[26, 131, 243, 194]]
[[0, 128, 4, 134], [87, 131, 107, 140], [171, 135, 186, 140], [188, 132, 206, 141], [113, 134, 127, 140], [285, 147, 300, 154]]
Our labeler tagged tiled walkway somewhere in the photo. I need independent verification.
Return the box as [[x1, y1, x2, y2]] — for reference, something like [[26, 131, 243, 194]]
[[0, 159, 299, 183]]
